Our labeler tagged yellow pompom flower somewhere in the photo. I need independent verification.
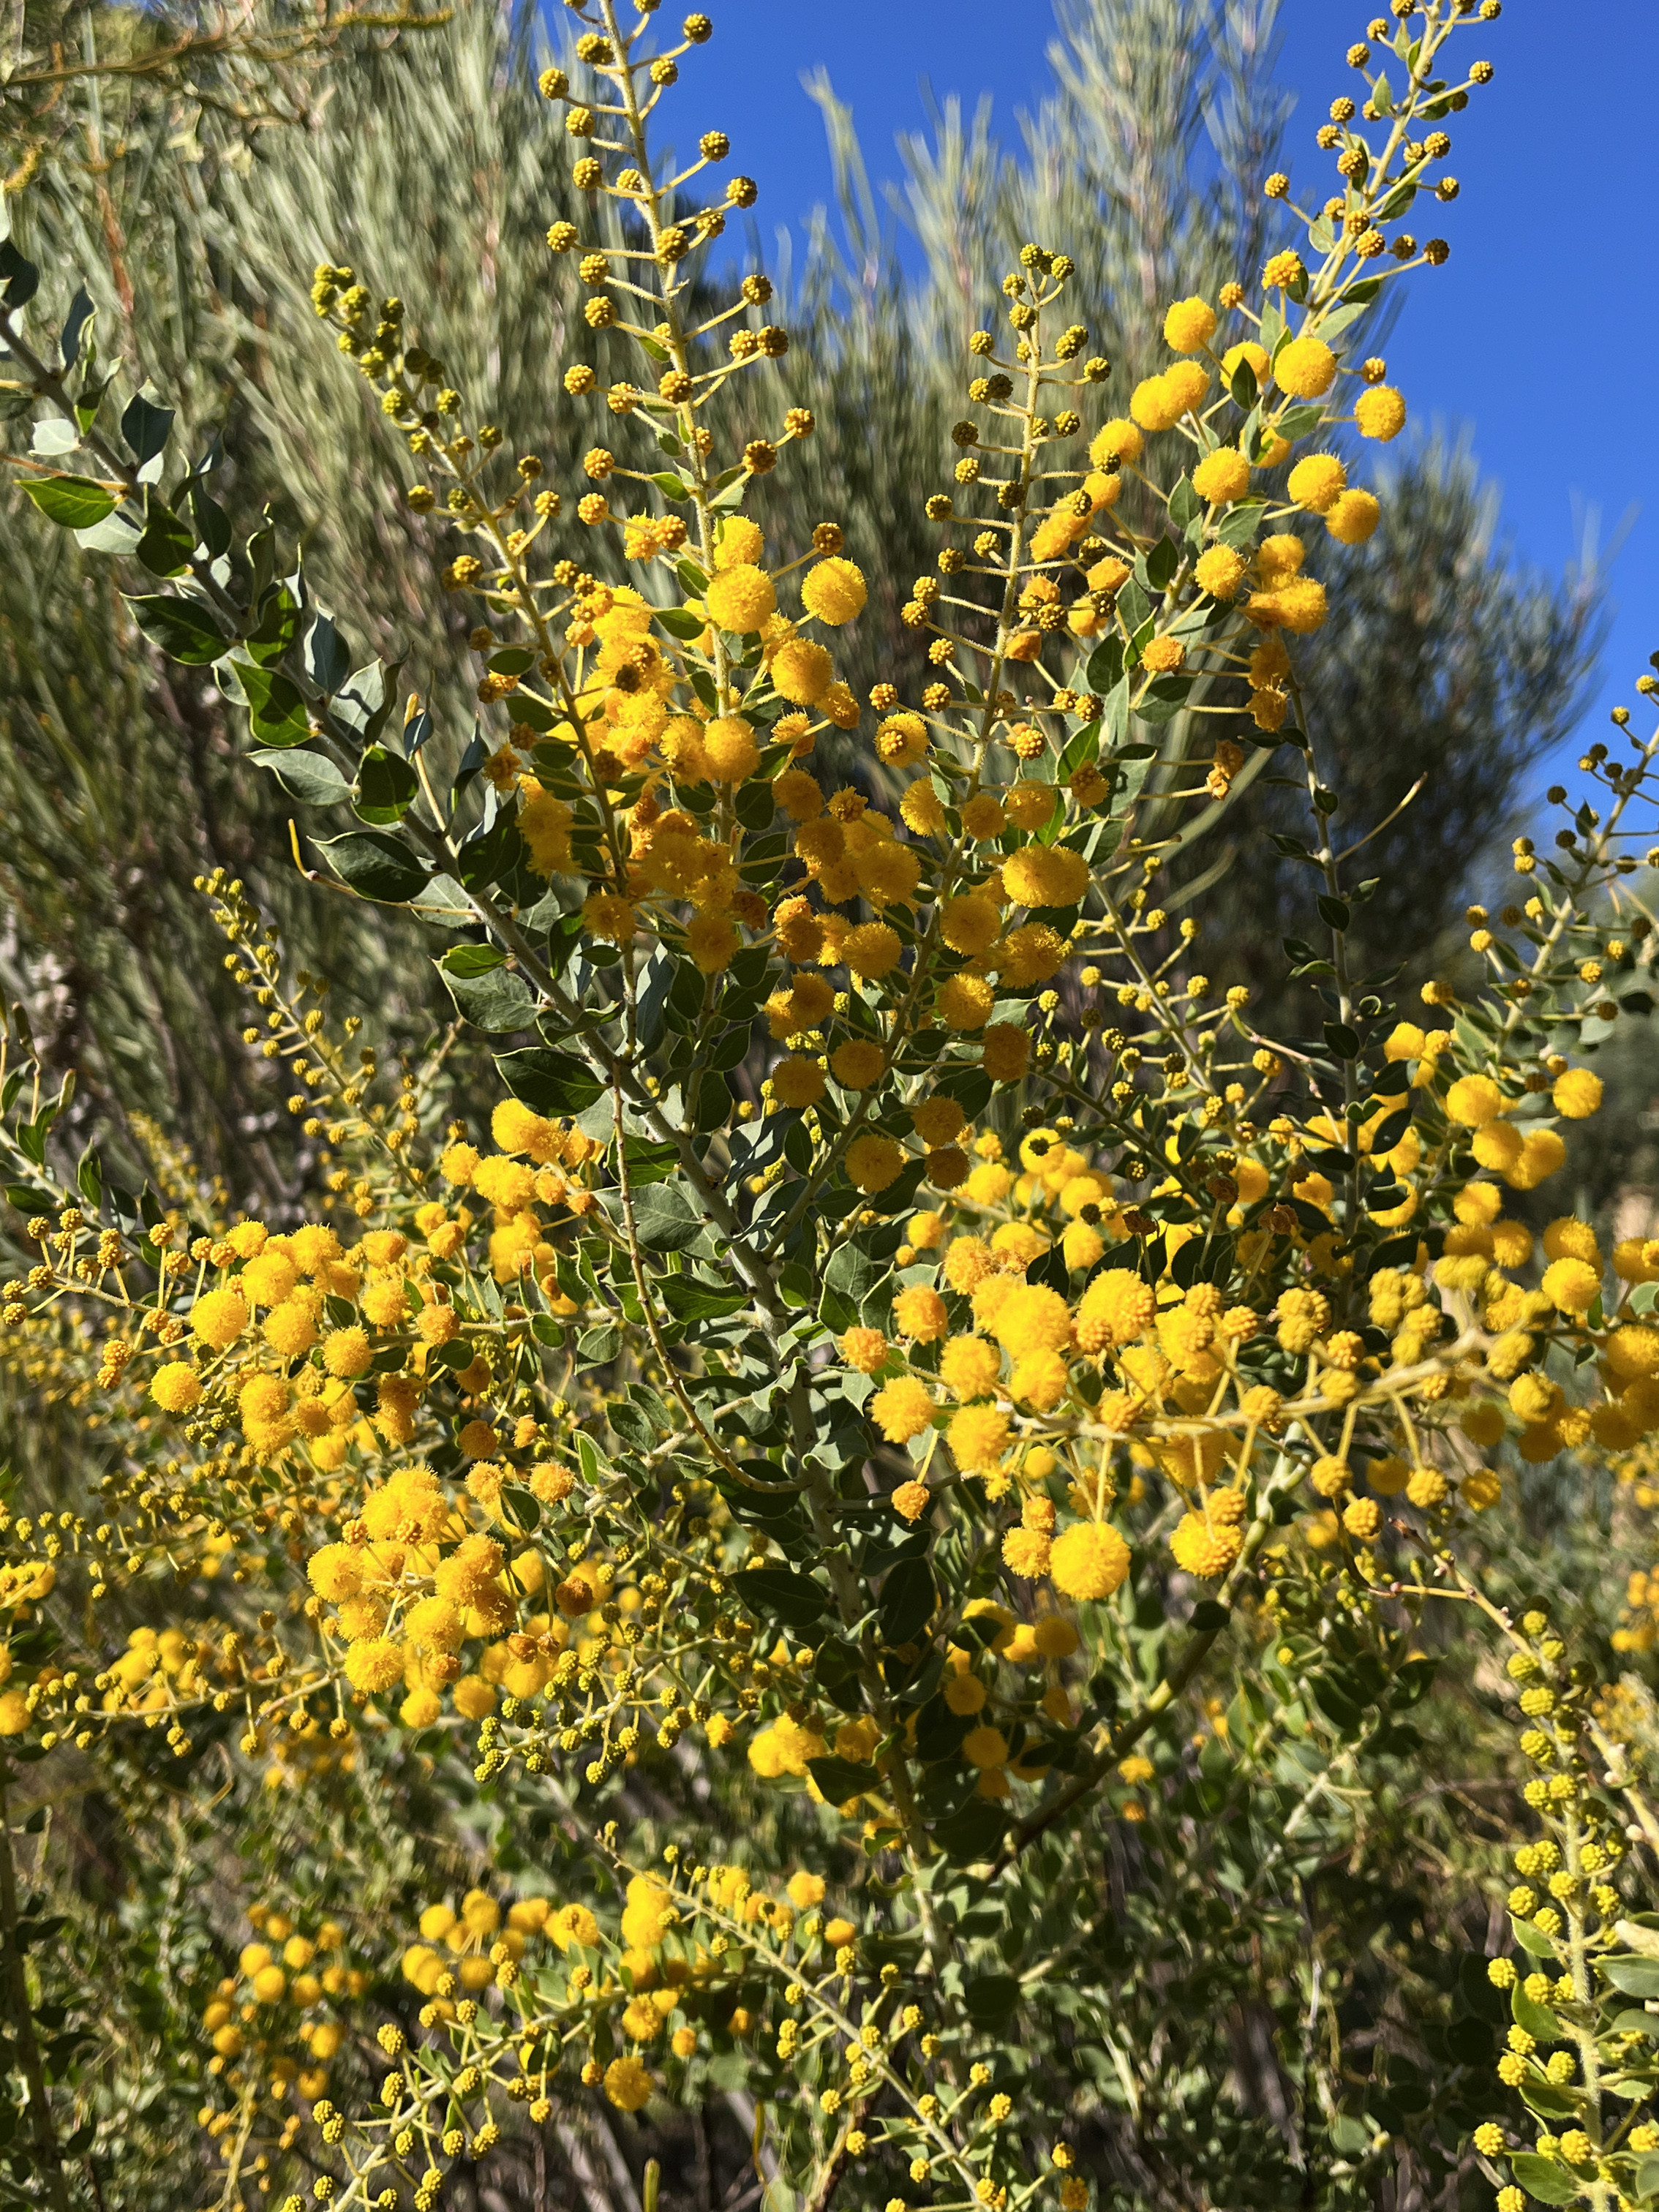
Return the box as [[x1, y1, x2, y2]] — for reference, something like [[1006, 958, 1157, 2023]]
[[1090, 419, 1143, 468], [551, 1903, 601, 1951], [990, 1284, 1072, 1360], [1325, 489, 1380, 543], [870, 1376, 936, 1442], [800, 557, 867, 626], [265, 1300, 318, 1356], [713, 516, 764, 569], [1129, 375, 1180, 432], [306, 1544, 364, 1602], [1606, 1325, 1659, 1381], [149, 1362, 202, 1412], [938, 974, 996, 1031], [1169, 1511, 1244, 1579], [190, 1288, 248, 1349], [939, 1334, 1002, 1400], [940, 895, 1001, 955], [1505, 1129, 1565, 1189], [771, 637, 833, 705], [1354, 385, 1407, 440], [323, 1326, 372, 1378], [947, 1404, 1012, 1474], [1445, 1074, 1502, 1128], [1191, 447, 1249, 504], [1274, 336, 1336, 398], [1553, 1067, 1603, 1119], [604, 2056, 654, 2113], [894, 1285, 948, 1342], [1075, 1268, 1155, 1353], [842, 922, 901, 979], [1221, 340, 1270, 385], [1286, 454, 1347, 514], [704, 563, 775, 633], [771, 1056, 826, 1109], [962, 1725, 1009, 1771], [1010, 1350, 1069, 1411], [1165, 361, 1211, 414], [688, 914, 739, 974], [583, 889, 637, 943], [344, 1638, 407, 1694], [960, 793, 1007, 840], [1050, 1521, 1131, 1600], [702, 716, 760, 783], [399, 1687, 442, 1729], [1540, 1257, 1600, 1314], [1002, 845, 1088, 910], [981, 1024, 1031, 1082], [1195, 546, 1246, 598], [830, 1038, 885, 1088], [1163, 296, 1217, 353], [242, 1249, 299, 1306], [876, 712, 928, 766], [846, 1134, 905, 1193]]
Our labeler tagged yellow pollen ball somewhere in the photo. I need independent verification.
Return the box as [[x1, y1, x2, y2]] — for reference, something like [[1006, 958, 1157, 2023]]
[[190, 1288, 248, 1350], [1355, 385, 1407, 441], [1540, 1257, 1599, 1314], [1050, 1522, 1131, 1600], [1445, 1075, 1503, 1129], [702, 717, 760, 783], [1163, 296, 1218, 353], [1195, 546, 1245, 598], [150, 1362, 203, 1412], [1002, 846, 1088, 910], [1286, 454, 1347, 514], [1191, 448, 1250, 505], [1274, 336, 1337, 399], [830, 1039, 885, 1088], [704, 563, 775, 633], [1553, 1068, 1602, 1119], [800, 557, 867, 626]]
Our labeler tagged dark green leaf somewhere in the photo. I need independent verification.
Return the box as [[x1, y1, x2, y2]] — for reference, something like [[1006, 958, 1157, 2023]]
[[437, 947, 537, 1032], [302, 611, 350, 693], [805, 1756, 874, 1805], [249, 748, 350, 805], [20, 473, 116, 529], [246, 584, 301, 667], [135, 492, 194, 576], [963, 1974, 1020, 2025], [227, 660, 312, 749], [1603, 1957, 1659, 1998], [879, 1557, 936, 1646], [0, 240, 40, 307], [631, 1181, 704, 1253], [353, 745, 420, 825], [316, 830, 429, 904], [124, 593, 225, 665], [121, 389, 173, 478], [502, 1487, 541, 1534], [659, 1274, 747, 1322], [1505, 2156, 1579, 2205], [932, 1799, 1006, 1864], [1511, 1985, 1562, 2043], [496, 1045, 604, 1116], [739, 1565, 828, 1627]]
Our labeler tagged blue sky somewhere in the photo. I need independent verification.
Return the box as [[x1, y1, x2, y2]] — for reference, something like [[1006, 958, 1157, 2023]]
[[683, 0, 1658, 787]]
